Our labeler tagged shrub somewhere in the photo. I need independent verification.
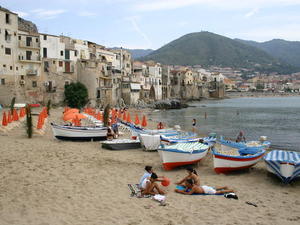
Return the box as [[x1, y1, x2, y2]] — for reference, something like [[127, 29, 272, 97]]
[[64, 82, 88, 109]]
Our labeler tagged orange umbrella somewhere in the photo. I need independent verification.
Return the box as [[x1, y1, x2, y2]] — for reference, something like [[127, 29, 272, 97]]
[[118, 110, 122, 119], [7, 111, 12, 123], [111, 114, 116, 125], [122, 112, 127, 121], [63, 108, 79, 115], [141, 115, 147, 127], [2, 111, 7, 126], [63, 113, 86, 121], [134, 114, 140, 125], [126, 112, 131, 123], [13, 109, 19, 121], [72, 115, 81, 126]]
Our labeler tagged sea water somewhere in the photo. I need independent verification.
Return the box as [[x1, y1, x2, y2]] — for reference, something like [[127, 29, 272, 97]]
[[148, 96, 300, 151]]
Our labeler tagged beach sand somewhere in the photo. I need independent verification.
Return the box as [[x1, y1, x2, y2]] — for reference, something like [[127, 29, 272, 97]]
[[0, 108, 299, 225]]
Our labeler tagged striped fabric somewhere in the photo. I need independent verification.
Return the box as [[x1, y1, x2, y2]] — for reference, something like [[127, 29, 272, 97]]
[[264, 150, 300, 183], [163, 142, 208, 152], [264, 150, 300, 165]]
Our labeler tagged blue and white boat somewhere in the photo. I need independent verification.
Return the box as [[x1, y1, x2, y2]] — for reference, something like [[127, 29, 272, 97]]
[[219, 136, 271, 149], [158, 142, 209, 170], [264, 150, 300, 183]]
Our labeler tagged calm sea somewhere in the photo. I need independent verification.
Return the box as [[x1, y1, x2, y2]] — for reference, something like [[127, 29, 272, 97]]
[[148, 96, 300, 152]]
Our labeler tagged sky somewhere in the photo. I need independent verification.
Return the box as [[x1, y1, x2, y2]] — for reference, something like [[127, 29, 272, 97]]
[[2, 0, 300, 49]]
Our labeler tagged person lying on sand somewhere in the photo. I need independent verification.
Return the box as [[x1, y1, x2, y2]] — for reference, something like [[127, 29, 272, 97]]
[[141, 173, 166, 196], [175, 179, 234, 195], [175, 166, 200, 187]]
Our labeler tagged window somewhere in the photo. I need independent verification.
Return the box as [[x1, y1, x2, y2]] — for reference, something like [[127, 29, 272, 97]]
[[26, 51, 32, 60], [32, 81, 37, 87], [5, 48, 11, 55], [5, 13, 10, 24], [18, 36, 21, 40], [3, 65, 6, 68], [21, 75, 24, 80], [16, 66, 18, 71], [26, 37, 32, 47], [43, 48, 47, 58], [53, 61, 56, 64], [36, 38, 39, 42], [5, 30, 11, 41], [60, 51, 63, 56], [10, 66, 12, 70], [65, 81, 70, 86], [44, 61, 49, 72], [65, 50, 70, 60], [74, 50, 77, 57], [43, 35, 47, 40], [59, 61, 63, 67], [0, 79, 5, 85]]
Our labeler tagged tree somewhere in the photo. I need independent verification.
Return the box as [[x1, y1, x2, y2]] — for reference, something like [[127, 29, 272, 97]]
[[47, 99, 51, 116], [10, 97, 16, 114], [103, 104, 110, 127], [64, 82, 88, 108]]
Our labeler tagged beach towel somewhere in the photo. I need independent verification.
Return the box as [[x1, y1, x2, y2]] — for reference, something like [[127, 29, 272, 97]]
[[127, 184, 151, 198], [175, 185, 223, 195]]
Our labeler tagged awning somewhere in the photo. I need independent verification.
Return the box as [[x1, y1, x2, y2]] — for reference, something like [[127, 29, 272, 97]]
[[130, 83, 141, 90]]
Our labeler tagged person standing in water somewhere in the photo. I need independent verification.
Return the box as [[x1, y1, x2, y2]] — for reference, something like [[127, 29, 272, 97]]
[[236, 131, 246, 142], [192, 118, 197, 133]]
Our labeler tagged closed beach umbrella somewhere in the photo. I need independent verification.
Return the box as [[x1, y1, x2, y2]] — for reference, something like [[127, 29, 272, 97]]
[[64, 108, 79, 116], [126, 112, 131, 123], [134, 114, 140, 125], [13, 109, 19, 121], [7, 111, 12, 123], [141, 115, 147, 127], [118, 110, 122, 119], [2, 111, 7, 126], [122, 112, 127, 121]]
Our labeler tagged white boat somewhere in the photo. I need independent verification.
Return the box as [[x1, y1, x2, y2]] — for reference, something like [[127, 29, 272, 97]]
[[51, 123, 107, 141], [102, 139, 141, 150], [139, 133, 161, 151], [158, 142, 209, 170], [264, 150, 300, 183], [161, 133, 216, 145], [212, 142, 265, 174], [220, 136, 271, 149]]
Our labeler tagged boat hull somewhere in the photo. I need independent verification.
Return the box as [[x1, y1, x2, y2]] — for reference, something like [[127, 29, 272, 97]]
[[102, 142, 141, 150], [51, 124, 107, 141], [213, 149, 265, 174], [264, 150, 300, 183], [158, 148, 208, 170]]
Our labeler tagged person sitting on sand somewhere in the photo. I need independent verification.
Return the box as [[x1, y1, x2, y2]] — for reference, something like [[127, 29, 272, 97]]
[[236, 131, 246, 143], [175, 166, 200, 187], [175, 179, 234, 195], [139, 166, 153, 189], [141, 173, 166, 195], [107, 127, 114, 140]]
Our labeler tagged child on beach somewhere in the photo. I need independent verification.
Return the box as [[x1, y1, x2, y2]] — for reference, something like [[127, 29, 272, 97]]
[[175, 167, 200, 187], [175, 179, 235, 195], [139, 166, 153, 188], [141, 173, 166, 195]]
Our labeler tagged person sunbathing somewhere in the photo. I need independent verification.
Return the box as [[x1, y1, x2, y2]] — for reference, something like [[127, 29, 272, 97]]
[[175, 179, 235, 195], [175, 166, 200, 186], [141, 173, 166, 195]]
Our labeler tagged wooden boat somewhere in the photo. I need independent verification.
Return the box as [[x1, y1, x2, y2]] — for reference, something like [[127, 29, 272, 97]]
[[212, 142, 265, 174], [51, 123, 107, 141], [219, 137, 271, 149], [139, 133, 161, 151], [158, 142, 209, 170], [264, 150, 300, 183], [102, 139, 141, 150], [161, 133, 216, 145]]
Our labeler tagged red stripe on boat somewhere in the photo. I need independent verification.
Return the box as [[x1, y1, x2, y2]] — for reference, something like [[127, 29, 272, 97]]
[[214, 154, 264, 161], [163, 159, 203, 170], [214, 164, 257, 174]]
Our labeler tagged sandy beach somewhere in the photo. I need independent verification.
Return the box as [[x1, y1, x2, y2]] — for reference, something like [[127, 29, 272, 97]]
[[0, 108, 299, 225]]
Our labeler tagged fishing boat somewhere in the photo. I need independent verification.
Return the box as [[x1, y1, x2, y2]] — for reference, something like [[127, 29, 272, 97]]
[[158, 142, 209, 170], [264, 150, 300, 183], [212, 142, 265, 174], [102, 139, 141, 150], [220, 136, 271, 149], [51, 123, 107, 141], [161, 132, 216, 145]]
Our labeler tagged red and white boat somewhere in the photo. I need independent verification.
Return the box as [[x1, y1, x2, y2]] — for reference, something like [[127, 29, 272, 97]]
[[158, 142, 209, 170], [212, 143, 265, 174]]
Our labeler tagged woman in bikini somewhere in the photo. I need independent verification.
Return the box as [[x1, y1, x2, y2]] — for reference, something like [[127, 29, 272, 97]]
[[175, 166, 200, 187]]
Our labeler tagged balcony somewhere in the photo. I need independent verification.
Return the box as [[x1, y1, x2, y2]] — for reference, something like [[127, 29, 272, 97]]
[[19, 40, 40, 49], [18, 55, 41, 63], [26, 69, 38, 76]]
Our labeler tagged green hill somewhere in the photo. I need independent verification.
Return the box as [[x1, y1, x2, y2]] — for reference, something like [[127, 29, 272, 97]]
[[140, 32, 298, 73], [236, 39, 300, 68]]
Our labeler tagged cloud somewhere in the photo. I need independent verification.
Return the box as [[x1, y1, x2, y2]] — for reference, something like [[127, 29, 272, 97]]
[[133, 0, 300, 11], [14, 11, 29, 18], [125, 16, 152, 49], [78, 11, 97, 17], [31, 9, 66, 19], [245, 8, 259, 18]]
